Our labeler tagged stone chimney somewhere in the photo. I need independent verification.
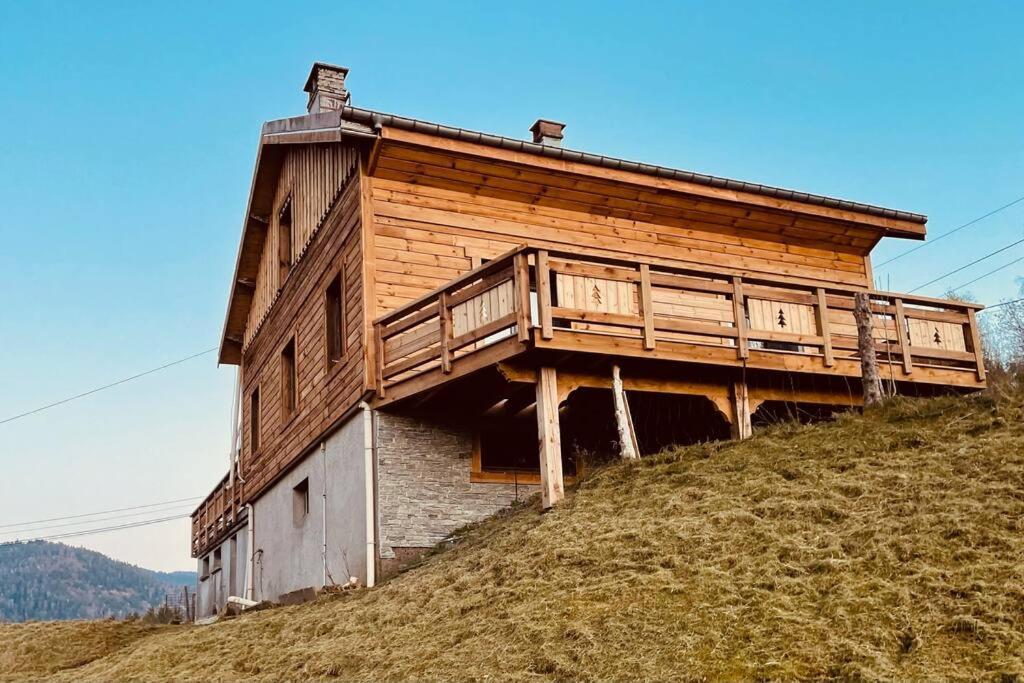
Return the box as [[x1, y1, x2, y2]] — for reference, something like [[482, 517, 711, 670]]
[[530, 119, 565, 147], [304, 62, 351, 114]]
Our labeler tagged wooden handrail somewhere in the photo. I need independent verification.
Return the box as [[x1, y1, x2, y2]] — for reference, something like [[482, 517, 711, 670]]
[[371, 242, 985, 399]]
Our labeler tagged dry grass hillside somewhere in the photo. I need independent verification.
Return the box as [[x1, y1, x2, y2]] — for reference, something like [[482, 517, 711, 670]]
[[2, 389, 1023, 682]]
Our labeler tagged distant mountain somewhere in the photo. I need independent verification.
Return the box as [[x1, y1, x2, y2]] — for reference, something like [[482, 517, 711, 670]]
[[0, 541, 196, 622]]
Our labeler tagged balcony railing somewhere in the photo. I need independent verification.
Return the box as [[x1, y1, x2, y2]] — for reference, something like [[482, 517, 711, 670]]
[[190, 474, 246, 558], [373, 245, 986, 402]]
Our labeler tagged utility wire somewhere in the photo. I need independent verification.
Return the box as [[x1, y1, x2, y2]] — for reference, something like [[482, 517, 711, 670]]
[[0, 514, 190, 545], [979, 297, 1024, 313], [0, 495, 203, 529], [949, 255, 1024, 294], [908, 237, 1024, 293], [0, 347, 218, 427], [876, 193, 1024, 268], [0, 502, 201, 536]]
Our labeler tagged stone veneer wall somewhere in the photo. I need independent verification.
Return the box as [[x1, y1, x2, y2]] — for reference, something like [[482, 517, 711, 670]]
[[375, 412, 537, 559]]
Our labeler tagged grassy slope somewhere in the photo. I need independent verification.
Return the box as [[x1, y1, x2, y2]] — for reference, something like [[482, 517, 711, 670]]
[[4, 391, 1023, 681]]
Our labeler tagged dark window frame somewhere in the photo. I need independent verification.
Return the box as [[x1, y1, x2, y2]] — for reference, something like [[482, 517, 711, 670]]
[[325, 270, 345, 368], [278, 193, 294, 287], [280, 336, 298, 422]]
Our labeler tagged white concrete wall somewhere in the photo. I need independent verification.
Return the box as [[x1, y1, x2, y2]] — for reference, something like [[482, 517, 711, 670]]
[[196, 523, 248, 618], [251, 410, 367, 602]]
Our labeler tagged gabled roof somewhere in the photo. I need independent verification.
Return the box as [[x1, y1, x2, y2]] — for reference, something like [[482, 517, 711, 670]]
[[218, 106, 927, 365]]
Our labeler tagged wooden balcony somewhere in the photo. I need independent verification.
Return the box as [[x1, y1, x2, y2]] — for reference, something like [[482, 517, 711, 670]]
[[373, 245, 986, 408], [190, 474, 246, 559]]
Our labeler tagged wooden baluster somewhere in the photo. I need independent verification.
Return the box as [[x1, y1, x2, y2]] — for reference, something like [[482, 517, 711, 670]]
[[639, 264, 656, 350], [731, 276, 749, 360], [438, 292, 452, 374], [966, 308, 986, 382], [374, 323, 386, 398], [893, 298, 913, 375], [536, 250, 554, 340], [814, 287, 835, 367], [513, 252, 531, 342]]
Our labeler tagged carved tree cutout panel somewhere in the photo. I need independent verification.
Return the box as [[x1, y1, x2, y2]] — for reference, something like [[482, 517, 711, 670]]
[[747, 298, 816, 335], [908, 318, 966, 351], [555, 273, 636, 315]]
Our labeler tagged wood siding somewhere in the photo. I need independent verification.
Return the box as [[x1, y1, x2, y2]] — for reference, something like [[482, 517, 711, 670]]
[[239, 172, 365, 501], [246, 145, 358, 347], [368, 142, 871, 319]]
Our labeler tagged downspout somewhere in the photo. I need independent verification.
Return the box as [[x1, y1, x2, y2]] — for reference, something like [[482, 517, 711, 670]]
[[245, 503, 255, 601], [321, 441, 328, 587], [360, 401, 376, 588]]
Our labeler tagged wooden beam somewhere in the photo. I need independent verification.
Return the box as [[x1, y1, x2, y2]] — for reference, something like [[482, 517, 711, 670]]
[[732, 277, 749, 360], [638, 264, 656, 350], [966, 308, 986, 382], [814, 287, 835, 367], [535, 366, 565, 509], [438, 291, 452, 374], [513, 252, 532, 342], [893, 298, 913, 375], [536, 249, 554, 340], [730, 381, 753, 440]]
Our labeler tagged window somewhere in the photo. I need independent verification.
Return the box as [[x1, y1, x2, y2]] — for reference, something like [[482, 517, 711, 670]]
[[325, 272, 345, 366], [249, 387, 261, 453], [201, 556, 210, 578], [293, 478, 310, 524], [278, 195, 293, 286], [281, 337, 297, 419], [212, 547, 222, 572], [471, 417, 577, 484]]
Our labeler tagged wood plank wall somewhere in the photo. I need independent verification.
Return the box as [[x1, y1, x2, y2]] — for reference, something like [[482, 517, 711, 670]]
[[239, 173, 365, 500], [246, 145, 358, 347], [368, 143, 872, 319]]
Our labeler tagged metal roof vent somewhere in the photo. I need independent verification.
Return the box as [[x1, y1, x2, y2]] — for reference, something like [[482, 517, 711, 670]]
[[530, 119, 565, 147]]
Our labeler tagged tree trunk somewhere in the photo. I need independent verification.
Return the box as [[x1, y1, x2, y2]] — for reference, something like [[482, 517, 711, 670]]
[[854, 292, 884, 406], [612, 365, 639, 459]]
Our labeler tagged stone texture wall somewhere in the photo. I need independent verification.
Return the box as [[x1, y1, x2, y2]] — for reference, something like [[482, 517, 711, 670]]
[[375, 412, 537, 558]]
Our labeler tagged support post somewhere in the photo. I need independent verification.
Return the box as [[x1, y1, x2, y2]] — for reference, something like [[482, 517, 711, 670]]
[[814, 287, 835, 367], [535, 366, 564, 509], [893, 298, 913, 375], [438, 291, 452, 374], [536, 250, 554, 340], [731, 276, 749, 359], [513, 252, 531, 342], [612, 365, 639, 459], [730, 380, 752, 440], [853, 291, 883, 406], [638, 264, 656, 350], [966, 308, 986, 382]]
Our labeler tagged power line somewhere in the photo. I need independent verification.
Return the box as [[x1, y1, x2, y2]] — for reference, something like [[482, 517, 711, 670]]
[[0, 347, 217, 427], [876, 193, 1024, 269], [0, 502, 201, 536], [908, 237, 1024, 293], [949, 255, 1024, 294], [0, 514, 190, 545], [979, 297, 1024, 313], [0, 495, 203, 529]]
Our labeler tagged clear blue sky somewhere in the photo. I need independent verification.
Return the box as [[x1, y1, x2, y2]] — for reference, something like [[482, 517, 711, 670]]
[[1, 1, 1021, 571]]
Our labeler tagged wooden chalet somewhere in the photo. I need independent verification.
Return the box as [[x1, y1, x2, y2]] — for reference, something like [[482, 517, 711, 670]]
[[190, 63, 984, 612]]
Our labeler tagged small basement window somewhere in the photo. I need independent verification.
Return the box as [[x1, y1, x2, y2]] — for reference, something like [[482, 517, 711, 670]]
[[325, 272, 345, 366], [293, 478, 310, 524], [278, 194, 293, 286], [281, 337, 297, 419], [471, 418, 576, 484], [249, 386, 261, 454]]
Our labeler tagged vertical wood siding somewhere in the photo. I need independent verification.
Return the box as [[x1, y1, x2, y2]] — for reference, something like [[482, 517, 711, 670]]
[[245, 145, 358, 347], [238, 167, 364, 502]]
